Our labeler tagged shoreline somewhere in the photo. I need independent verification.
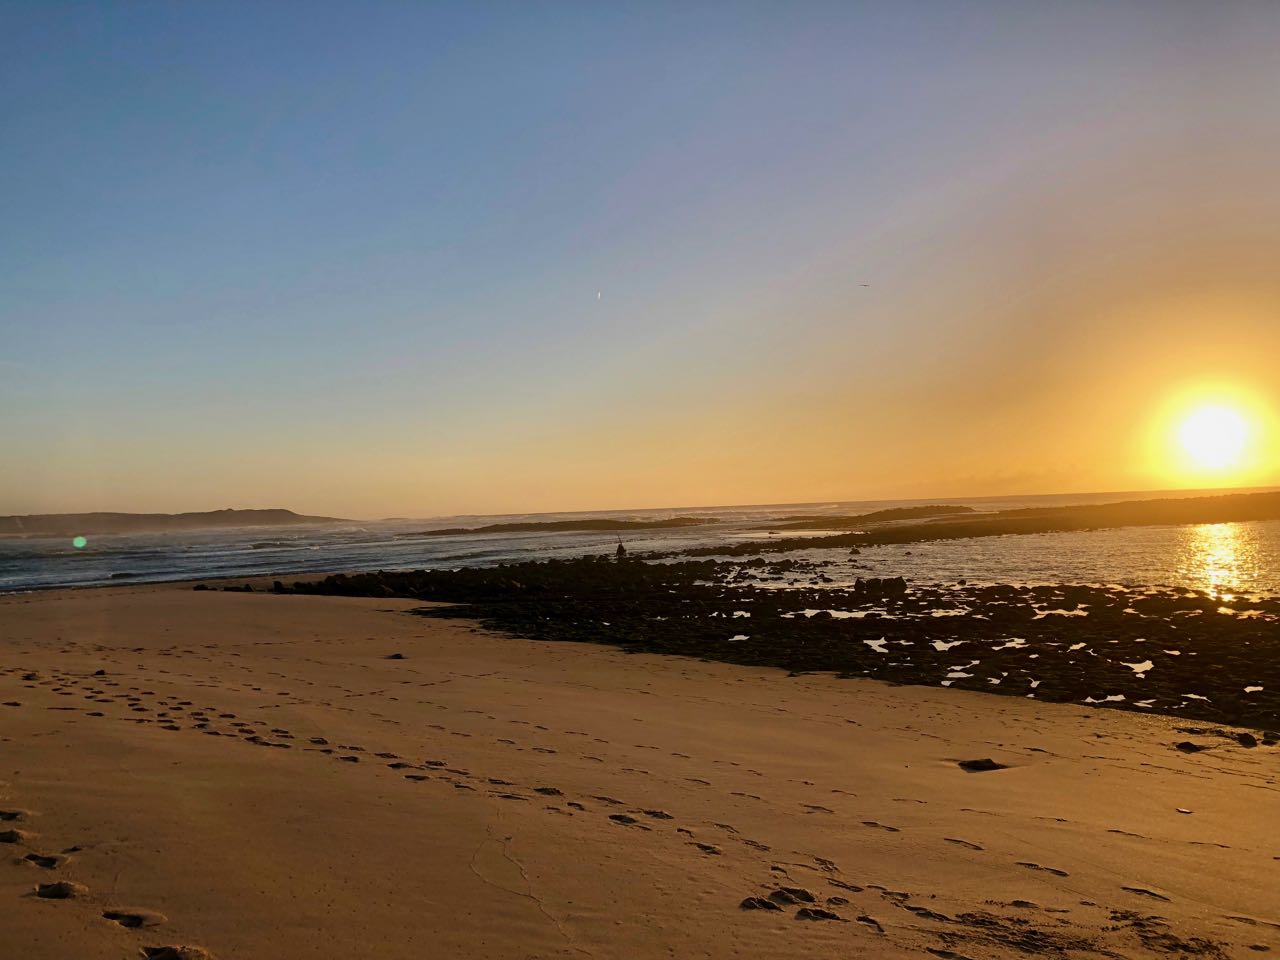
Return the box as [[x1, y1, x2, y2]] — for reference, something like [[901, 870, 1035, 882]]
[[1, 582, 1276, 958], [285, 560, 1280, 732], [692, 489, 1280, 556], [4, 489, 1280, 597]]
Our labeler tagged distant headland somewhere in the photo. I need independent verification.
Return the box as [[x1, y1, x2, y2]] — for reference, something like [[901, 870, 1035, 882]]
[[407, 517, 717, 537], [0, 508, 346, 537]]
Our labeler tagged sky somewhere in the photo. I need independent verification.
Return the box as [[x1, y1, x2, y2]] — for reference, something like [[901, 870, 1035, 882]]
[[3, 1, 1280, 519]]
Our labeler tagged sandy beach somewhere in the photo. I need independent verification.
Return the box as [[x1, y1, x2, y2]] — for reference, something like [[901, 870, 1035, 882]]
[[1, 584, 1277, 959]]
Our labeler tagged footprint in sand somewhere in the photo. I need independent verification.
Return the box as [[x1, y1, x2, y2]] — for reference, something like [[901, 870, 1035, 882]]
[[1121, 886, 1172, 902], [826, 880, 863, 896], [0, 809, 28, 822], [23, 853, 65, 869], [608, 814, 649, 830], [767, 887, 816, 905], [1, 828, 35, 844], [796, 907, 843, 921], [904, 904, 952, 922], [945, 838, 984, 851], [958, 758, 1010, 772], [103, 908, 168, 928], [34, 880, 89, 899], [141, 948, 216, 960], [862, 821, 901, 833], [1017, 861, 1069, 877]]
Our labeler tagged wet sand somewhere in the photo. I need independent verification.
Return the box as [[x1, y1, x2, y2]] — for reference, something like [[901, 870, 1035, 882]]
[[1, 584, 1277, 958]]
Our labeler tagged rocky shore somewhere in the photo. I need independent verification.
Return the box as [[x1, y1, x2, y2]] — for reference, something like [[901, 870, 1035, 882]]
[[278, 556, 1280, 732]]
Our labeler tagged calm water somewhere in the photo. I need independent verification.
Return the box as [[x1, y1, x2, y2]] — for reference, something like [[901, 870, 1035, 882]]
[[744, 519, 1280, 600], [3, 491, 1279, 597]]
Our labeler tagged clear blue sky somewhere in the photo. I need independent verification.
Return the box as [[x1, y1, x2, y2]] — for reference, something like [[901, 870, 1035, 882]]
[[4, 1, 1279, 517]]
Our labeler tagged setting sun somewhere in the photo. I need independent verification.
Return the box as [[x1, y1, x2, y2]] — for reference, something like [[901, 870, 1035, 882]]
[[1178, 405, 1250, 470], [1150, 384, 1277, 487]]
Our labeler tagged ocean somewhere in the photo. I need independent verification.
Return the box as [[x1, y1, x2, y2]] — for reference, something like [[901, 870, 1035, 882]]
[[4, 490, 1280, 597]]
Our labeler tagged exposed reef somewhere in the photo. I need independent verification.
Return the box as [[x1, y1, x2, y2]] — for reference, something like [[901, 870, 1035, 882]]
[[279, 557, 1280, 731]]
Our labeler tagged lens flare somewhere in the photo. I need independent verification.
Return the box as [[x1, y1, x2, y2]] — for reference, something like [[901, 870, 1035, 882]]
[[72, 535, 87, 549]]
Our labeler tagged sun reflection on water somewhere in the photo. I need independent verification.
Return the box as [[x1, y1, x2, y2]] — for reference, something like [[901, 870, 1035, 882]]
[[1180, 522, 1255, 599]]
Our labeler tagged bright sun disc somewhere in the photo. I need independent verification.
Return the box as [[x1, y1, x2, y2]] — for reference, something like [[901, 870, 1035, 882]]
[[1178, 405, 1249, 470]]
